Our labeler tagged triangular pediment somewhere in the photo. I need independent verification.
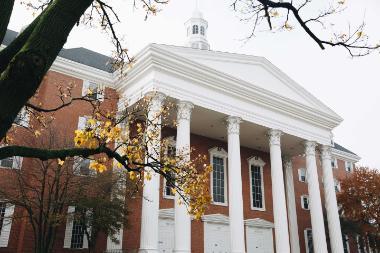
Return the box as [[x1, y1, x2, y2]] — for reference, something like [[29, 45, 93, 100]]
[[152, 44, 340, 118]]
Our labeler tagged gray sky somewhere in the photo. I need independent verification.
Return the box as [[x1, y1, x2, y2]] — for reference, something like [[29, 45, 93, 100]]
[[8, 0, 380, 167]]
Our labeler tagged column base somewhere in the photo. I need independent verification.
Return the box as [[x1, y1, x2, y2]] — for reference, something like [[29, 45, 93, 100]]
[[138, 248, 159, 253], [173, 250, 191, 253]]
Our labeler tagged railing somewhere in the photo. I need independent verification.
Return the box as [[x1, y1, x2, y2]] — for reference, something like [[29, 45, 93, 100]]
[[103, 250, 130, 253]]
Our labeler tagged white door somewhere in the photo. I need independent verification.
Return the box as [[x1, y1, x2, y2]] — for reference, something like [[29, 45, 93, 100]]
[[204, 223, 231, 253], [158, 218, 174, 253], [246, 227, 274, 253]]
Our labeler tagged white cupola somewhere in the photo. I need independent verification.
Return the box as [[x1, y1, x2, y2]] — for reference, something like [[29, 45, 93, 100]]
[[184, 3, 210, 50]]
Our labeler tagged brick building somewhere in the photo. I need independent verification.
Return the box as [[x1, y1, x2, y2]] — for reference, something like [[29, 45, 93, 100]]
[[0, 8, 368, 253]]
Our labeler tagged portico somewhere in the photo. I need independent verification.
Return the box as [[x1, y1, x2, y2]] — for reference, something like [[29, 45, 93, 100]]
[[117, 40, 344, 253]]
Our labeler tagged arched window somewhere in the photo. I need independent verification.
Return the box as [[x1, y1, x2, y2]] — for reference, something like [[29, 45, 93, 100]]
[[192, 25, 199, 34], [200, 26, 205, 35]]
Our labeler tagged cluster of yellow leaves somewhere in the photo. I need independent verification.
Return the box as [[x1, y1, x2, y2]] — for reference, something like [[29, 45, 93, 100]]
[[89, 160, 107, 173]]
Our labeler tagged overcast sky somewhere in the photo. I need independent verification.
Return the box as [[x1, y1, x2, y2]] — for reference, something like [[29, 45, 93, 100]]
[[8, 0, 380, 167]]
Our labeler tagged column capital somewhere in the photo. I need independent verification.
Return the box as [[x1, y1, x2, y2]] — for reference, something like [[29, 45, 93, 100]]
[[320, 145, 332, 160], [304, 141, 317, 156], [226, 116, 242, 135], [283, 156, 293, 170], [268, 129, 282, 146], [177, 101, 194, 121], [146, 91, 166, 110]]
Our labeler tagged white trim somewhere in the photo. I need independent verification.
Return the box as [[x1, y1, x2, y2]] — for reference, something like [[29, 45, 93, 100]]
[[159, 208, 175, 220], [343, 234, 350, 253], [331, 157, 338, 169], [332, 148, 361, 163], [244, 218, 274, 228], [304, 228, 313, 253], [345, 161, 354, 173], [298, 168, 307, 183], [247, 156, 266, 211], [63, 206, 75, 248], [202, 213, 229, 225], [0, 203, 15, 247], [301, 195, 310, 210], [209, 147, 228, 206]]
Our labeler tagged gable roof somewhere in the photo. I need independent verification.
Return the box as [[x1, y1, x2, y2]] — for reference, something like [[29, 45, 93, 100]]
[[152, 44, 342, 119], [333, 143, 357, 156], [2, 29, 114, 73]]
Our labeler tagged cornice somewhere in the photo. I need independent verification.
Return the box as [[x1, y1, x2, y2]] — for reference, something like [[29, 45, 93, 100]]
[[118, 44, 342, 132], [50, 57, 115, 87], [244, 218, 274, 228], [331, 148, 361, 163]]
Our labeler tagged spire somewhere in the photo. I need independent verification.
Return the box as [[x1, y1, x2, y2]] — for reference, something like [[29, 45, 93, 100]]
[[184, 0, 210, 50]]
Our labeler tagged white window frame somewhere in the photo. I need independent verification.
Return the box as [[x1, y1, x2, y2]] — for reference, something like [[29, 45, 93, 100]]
[[304, 228, 313, 253], [298, 168, 307, 183], [331, 157, 338, 169], [301, 195, 310, 210], [345, 161, 354, 173], [343, 234, 350, 253], [356, 235, 367, 253], [82, 80, 104, 101], [0, 202, 15, 247], [209, 147, 228, 206], [63, 206, 89, 249], [162, 136, 176, 199], [248, 156, 266, 211], [334, 178, 341, 192], [0, 146, 23, 170], [13, 107, 30, 128]]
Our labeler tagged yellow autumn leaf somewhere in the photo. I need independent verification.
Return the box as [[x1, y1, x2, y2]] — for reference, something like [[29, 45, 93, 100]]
[[57, 159, 65, 166]]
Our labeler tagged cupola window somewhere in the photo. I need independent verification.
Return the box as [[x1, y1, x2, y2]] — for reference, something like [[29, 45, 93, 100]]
[[200, 26, 205, 35], [192, 25, 199, 34]]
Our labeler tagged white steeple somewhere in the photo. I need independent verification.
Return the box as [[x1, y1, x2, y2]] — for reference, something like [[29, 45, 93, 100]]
[[184, 0, 210, 50]]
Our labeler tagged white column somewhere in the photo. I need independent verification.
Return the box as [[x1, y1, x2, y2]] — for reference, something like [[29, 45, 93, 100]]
[[226, 116, 246, 253], [139, 92, 166, 253], [284, 158, 301, 253], [304, 141, 328, 253], [321, 145, 345, 253], [268, 129, 291, 253], [174, 101, 194, 253]]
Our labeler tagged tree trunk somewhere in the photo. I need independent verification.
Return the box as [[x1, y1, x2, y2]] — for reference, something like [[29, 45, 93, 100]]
[[0, 0, 15, 43], [0, 0, 94, 140]]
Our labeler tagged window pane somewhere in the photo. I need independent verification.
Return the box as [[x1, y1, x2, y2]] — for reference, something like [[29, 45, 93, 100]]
[[251, 165, 263, 208], [0, 157, 13, 168], [307, 230, 314, 253], [212, 156, 225, 203], [71, 219, 85, 249], [0, 202, 6, 232]]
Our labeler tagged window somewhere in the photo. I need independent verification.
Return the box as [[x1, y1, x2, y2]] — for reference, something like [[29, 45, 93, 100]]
[[209, 147, 228, 205], [192, 25, 199, 34], [82, 80, 104, 101], [298, 168, 307, 183], [0, 153, 22, 170], [334, 179, 341, 192], [0, 202, 5, 232], [200, 26, 205, 35], [356, 235, 367, 253], [345, 161, 353, 173], [304, 229, 314, 253], [64, 206, 90, 249], [70, 218, 85, 249], [163, 137, 176, 199], [301, 195, 310, 210], [343, 234, 350, 253], [73, 158, 94, 176], [331, 158, 338, 169], [73, 117, 96, 176], [0, 202, 15, 247], [248, 156, 265, 211], [13, 107, 30, 127]]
